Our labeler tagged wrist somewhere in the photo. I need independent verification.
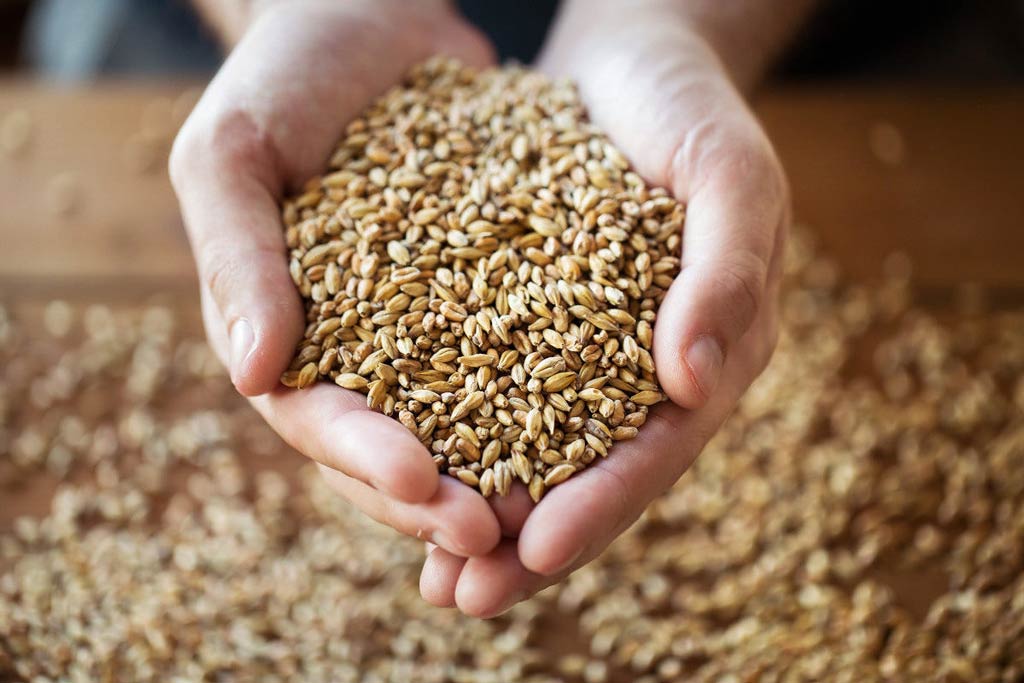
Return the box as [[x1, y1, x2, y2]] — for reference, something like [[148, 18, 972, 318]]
[[198, 0, 458, 50], [553, 0, 812, 92], [672, 0, 816, 89]]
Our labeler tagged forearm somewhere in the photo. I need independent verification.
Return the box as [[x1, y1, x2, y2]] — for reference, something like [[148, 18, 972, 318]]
[[677, 0, 817, 88], [552, 0, 817, 92]]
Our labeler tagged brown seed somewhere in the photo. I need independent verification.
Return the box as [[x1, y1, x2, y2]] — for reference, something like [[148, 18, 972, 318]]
[[279, 57, 680, 499]]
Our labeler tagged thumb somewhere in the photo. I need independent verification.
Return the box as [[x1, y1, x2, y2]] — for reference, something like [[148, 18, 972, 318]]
[[653, 122, 787, 409], [170, 115, 304, 397], [537, 13, 787, 409]]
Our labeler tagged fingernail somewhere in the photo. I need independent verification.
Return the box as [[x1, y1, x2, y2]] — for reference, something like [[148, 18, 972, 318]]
[[229, 318, 254, 379], [494, 590, 529, 616], [550, 546, 584, 575], [432, 530, 469, 557], [685, 335, 723, 400]]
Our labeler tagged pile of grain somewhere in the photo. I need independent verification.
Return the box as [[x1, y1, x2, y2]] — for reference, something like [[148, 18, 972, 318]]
[[280, 58, 682, 498]]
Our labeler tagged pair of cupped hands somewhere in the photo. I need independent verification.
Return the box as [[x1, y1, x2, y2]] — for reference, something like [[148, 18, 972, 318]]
[[170, 0, 788, 617]]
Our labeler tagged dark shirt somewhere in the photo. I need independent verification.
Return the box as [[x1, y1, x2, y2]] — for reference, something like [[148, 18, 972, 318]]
[[22, 0, 1024, 82]]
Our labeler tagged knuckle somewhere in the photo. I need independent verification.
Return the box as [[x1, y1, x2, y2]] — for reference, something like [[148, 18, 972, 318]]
[[168, 123, 198, 193], [591, 466, 634, 535], [171, 107, 277, 188], [715, 132, 788, 208], [208, 108, 276, 171], [712, 251, 768, 330], [199, 248, 241, 306], [198, 242, 286, 308]]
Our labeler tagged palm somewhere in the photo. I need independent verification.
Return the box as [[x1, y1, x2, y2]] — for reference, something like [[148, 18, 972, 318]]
[[172, 0, 504, 562], [419, 10, 787, 616]]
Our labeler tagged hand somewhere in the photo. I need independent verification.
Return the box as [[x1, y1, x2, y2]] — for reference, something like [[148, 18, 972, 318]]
[[170, 0, 503, 558], [419, 0, 789, 617]]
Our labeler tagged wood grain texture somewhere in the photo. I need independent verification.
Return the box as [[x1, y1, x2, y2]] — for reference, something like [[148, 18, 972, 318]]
[[758, 88, 1024, 291], [0, 82, 1021, 679], [1, 81, 1022, 298]]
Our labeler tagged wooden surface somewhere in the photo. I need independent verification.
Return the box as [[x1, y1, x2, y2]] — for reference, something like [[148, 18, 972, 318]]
[[0, 83, 1022, 678], [0, 83, 1022, 518], [1, 82, 1023, 303]]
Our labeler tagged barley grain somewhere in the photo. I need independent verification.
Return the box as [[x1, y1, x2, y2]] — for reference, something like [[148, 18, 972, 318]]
[[280, 58, 682, 497]]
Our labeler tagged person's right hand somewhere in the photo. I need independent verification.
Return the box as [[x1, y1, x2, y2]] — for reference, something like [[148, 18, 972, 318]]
[[170, 0, 502, 558]]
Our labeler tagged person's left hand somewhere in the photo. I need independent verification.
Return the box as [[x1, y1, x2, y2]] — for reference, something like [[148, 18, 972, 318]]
[[418, 0, 789, 617], [170, 0, 503, 562]]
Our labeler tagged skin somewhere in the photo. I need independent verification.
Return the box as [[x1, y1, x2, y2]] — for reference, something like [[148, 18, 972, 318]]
[[174, 0, 810, 618]]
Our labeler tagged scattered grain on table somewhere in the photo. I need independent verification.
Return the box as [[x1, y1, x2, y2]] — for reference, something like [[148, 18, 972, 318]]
[[3, 226, 1024, 681]]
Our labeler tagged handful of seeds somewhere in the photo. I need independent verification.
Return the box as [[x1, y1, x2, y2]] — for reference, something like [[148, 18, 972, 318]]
[[281, 58, 683, 500]]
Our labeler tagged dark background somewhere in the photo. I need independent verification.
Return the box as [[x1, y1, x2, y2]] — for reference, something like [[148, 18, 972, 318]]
[[1, 0, 1023, 82]]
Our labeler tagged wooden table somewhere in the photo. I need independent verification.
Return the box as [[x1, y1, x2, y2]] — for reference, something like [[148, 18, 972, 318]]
[[2, 81, 1023, 519], [2, 83, 1023, 301], [1, 81, 1023, 679]]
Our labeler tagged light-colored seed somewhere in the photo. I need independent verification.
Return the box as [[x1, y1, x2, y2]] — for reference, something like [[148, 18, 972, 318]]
[[630, 390, 663, 406], [459, 354, 494, 368], [481, 439, 502, 468], [531, 356, 566, 379], [544, 463, 576, 486], [335, 372, 368, 390], [408, 389, 440, 403], [528, 214, 563, 238], [280, 57, 680, 499], [450, 391, 485, 422], [511, 451, 533, 484], [524, 408, 543, 442], [440, 301, 469, 322], [528, 474, 546, 502], [479, 467, 495, 497], [543, 372, 577, 393], [297, 363, 318, 389]]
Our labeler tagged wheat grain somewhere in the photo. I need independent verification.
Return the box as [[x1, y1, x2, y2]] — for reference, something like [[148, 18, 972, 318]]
[[280, 57, 681, 498]]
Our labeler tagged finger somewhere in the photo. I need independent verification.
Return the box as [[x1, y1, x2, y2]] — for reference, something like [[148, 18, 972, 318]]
[[537, 14, 786, 409], [487, 483, 534, 538], [420, 545, 466, 608], [319, 466, 501, 557], [170, 0, 500, 395], [653, 127, 786, 409], [453, 540, 551, 618], [250, 383, 439, 503], [518, 316, 771, 576], [218, 0, 498, 183], [199, 285, 229, 369], [170, 128, 302, 397], [517, 401, 689, 576]]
